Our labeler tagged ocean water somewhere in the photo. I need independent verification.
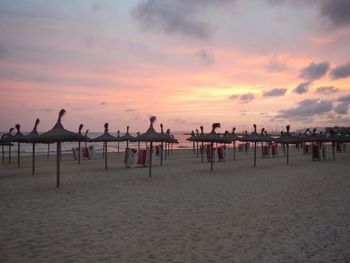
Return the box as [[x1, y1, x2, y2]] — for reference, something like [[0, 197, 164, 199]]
[[0, 132, 193, 156]]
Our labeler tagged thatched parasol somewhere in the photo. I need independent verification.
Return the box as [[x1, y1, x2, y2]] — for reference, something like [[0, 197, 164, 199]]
[[199, 123, 229, 172], [137, 116, 171, 177], [224, 127, 240, 160], [275, 125, 302, 164], [120, 126, 136, 148], [34, 109, 84, 188], [2, 128, 14, 164], [23, 118, 40, 175], [76, 124, 84, 164], [12, 124, 25, 168], [91, 123, 119, 170], [240, 124, 273, 168]]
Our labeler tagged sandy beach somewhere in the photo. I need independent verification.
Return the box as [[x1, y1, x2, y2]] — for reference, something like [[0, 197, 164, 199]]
[[1, 147, 349, 262]]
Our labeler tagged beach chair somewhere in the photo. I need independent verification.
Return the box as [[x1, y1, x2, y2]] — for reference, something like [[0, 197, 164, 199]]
[[124, 147, 137, 168], [155, 145, 162, 156], [82, 147, 89, 159], [217, 145, 227, 162], [87, 145, 96, 159], [262, 145, 270, 158]]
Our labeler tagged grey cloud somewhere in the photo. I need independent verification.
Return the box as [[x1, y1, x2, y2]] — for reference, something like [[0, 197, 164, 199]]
[[330, 62, 350, 79], [276, 99, 333, 119], [131, 0, 211, 39], [92, 1, 108, 12], [293, 82, 311, 94], [266, 0, 350, 28], [263, 88, 287, 97], [334, 102, 349, 114], [0, 43, 10, 59], [337, 94, 350, 102], [315, 86, 339, 94], [239, 93, 255, 103], [124, 108, 135, 112], [266, 56, 287, 72], [299, 61, 329, 80], [229, 93, 255, 103], [194, 49, 215, 65], [130, 0, 237, 39], [320, 0, 350, 27]]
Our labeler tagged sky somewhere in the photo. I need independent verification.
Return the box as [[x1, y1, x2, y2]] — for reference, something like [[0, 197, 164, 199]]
[[1, 0, 350, 133]]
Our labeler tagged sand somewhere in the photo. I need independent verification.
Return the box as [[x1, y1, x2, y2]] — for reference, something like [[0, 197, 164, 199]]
[[1, 146, 350, 262]]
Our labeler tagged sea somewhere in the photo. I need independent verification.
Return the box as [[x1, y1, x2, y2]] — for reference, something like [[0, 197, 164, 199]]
[[0, 132, 194, 157]]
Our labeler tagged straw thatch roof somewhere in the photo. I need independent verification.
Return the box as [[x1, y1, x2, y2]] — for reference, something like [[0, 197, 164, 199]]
[[91, 123, 120, 142], [240, 125, 273, 143], [138, 116, 169, 142], [120, 126, 136, 142], [35, 109, 84, 143]]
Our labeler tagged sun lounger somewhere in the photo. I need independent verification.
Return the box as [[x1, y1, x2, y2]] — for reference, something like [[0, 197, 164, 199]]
[[124, 147, 150, 168]]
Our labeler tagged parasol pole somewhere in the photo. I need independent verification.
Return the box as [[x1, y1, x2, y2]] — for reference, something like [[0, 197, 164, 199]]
[[32, 143, 36, 175], [149, 141, 153, 177], [56, 142, 60, 188], [210, 142, 214, 172]]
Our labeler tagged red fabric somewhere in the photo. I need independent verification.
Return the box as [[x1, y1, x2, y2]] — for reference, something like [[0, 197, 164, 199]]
[[82, 147, 89, 158], [217, 146, 224, 160], [137, 149, 147, 165]]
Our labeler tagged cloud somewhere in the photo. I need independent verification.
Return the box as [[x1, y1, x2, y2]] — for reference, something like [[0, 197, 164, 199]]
[[334, 102, 349, 114], [230, 93, 255, 103], [315, 86, 339, 94], [194, 49, 215, 65], [266, 55, 287, 72], [100, 101, 107, 105], [124, 108, 135, 112], [299, 61, 330, 80], [275, 99, 333, 119], [293, 82, 311, 94], [320, 0, 350, 27], [0, 43, 10, 59], [330, 62, 350, 79], [263, 88, 287, 97], [337, 94, 350, 102], [91, 1, 108, 12], [131, 0, 211, 39]]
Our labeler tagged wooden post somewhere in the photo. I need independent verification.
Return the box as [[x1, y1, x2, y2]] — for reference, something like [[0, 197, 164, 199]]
[[56, 142, 60, 188], [9, 144, 11, 164], [254, 142, 257, 168], [210, 142, 214, 172], [17, 142, 21, 168], [286, 143, 289, 164], [47, 144, 50, 160], [160, 142, 163, 166], [105, 142, 108, 170], [32, 143, 35, 175], [78, 141, 81, 164], [149, 141, 153, 178], [201, 141, 204, 163]]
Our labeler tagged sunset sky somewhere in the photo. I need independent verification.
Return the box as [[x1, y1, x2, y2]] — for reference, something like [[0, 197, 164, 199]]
[[1, 0, 350, 133]]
